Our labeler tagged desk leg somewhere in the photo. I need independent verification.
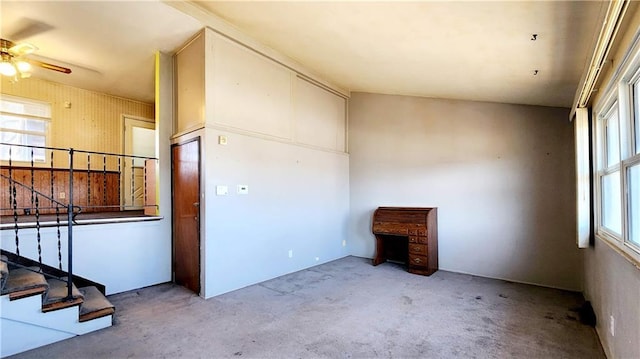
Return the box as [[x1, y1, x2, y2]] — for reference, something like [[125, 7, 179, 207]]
[[372, 234, 385, 266]]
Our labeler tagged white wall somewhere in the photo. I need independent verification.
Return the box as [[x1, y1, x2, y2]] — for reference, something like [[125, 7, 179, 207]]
[[0, 220, 170, 295], [348, 92, 581, 290], [583, 241, 640, 358], [201, 130, 350, 298]]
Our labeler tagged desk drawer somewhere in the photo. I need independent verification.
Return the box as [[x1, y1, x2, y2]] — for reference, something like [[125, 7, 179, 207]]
[[409, 243, 427, 255], [408, 236, 428, 244], [408, 254, 428, 267], [373, 223, 409, 235]]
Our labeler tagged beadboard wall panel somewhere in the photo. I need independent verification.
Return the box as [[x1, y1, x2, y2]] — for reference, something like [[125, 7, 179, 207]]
[[1, 77, 154, 165]]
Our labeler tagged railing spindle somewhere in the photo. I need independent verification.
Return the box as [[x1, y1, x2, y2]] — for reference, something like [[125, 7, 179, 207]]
[[144, 161, 147, 209], [8, 146, 12, 209], [56, 205, 62, 270], [12, 183, 19, 256], [35, 196, 42, 265], [118, 156, 121, 210], [130, 158, 134, 208], [51, 151, 55, 214], [103, 155, 107, 210], [87, 154, 91, 208], [67, 148, 74, 299], [30, 147, 35, 211]]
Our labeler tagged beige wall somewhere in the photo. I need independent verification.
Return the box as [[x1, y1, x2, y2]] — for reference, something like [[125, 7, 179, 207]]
[[582, 5, 640, 358], [1, 77, 154, 159], [349, 92, 581, 290]]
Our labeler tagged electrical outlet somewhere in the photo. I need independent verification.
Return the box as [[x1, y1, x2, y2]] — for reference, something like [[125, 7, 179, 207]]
[[288, 250, 293, 258], [315, 257, 320, 261], [59, 192, 66, 199], [342, 240, 346, 247], [610, 315, 615, 336]]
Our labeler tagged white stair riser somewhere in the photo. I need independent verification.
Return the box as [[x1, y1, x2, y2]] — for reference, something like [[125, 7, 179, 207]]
[[1, 318, 75, 357], [0, 294, 112, 357]]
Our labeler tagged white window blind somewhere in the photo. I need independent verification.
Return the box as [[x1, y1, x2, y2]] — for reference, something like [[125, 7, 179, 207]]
[[575, 108, 591, 248]]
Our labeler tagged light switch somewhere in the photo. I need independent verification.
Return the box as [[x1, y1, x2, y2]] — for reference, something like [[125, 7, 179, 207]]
[[216, 185, 228, 196], [237, 185, 249, 194], [218, 135, 228, 145]]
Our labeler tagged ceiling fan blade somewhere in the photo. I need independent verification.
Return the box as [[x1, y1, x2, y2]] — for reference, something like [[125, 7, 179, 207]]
[[29, 59, 72, 74], [8, 18, 55, 41], [8, 42, 38, 56]]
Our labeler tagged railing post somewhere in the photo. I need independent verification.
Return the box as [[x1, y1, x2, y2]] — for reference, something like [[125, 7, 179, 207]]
[[67, 148, 74, 300]]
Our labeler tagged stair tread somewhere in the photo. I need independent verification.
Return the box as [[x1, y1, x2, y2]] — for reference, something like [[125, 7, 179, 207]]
[[79, 286, 115, 321], [2, 267, 48, 299], [0, 255, 7, 291], [42, 278, 84, 312]]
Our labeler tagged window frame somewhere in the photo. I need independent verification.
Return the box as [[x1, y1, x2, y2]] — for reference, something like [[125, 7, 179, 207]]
[[596, 97, 624, 240], [594, 56, 640, 261], [0, 94, 51, 164]]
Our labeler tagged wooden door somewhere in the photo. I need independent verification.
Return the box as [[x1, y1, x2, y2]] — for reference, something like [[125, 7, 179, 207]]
[[171, 139, 200, 294]]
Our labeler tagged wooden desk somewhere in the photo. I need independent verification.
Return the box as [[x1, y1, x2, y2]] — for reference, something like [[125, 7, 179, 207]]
[[372, 207, 438, 276]]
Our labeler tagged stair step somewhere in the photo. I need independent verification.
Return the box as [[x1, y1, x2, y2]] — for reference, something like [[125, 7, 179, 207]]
[[78, 286, 115, 322], [42, 278, 84, 313], [2, 267, 48, 300], [0, 255, 7, 291]]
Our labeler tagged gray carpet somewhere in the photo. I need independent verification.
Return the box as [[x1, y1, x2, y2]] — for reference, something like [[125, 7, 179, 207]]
[[10, 256, 604, 358]]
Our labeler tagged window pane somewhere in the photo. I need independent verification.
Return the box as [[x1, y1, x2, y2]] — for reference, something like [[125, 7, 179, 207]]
[[606, 108, 620, 166], [602, 171, 622, 234], [25, 134, 45, 161], [0, 96, 51, 118], [0, 115, 26, 130], [25, 119, 46, 132], [635, 81, 640, 154], [629, 164, 640, 247], [0, 131, 20, 143], [0, 133, 45, 162], [0, 143, 28, 162]]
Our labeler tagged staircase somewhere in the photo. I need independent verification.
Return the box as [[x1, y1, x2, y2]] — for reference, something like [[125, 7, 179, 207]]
[[0, 254, 115, 357]]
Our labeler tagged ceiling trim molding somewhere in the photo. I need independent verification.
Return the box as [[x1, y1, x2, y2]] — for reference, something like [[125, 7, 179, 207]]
[[571, 0, 631, 119]]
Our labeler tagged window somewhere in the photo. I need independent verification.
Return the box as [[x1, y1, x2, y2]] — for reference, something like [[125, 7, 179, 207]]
[[595, 66, 640, 260], [634, 80, 640, 154], [599, 104, 622, 235], [629, 164, 640, 247], [0, 95, 51, 162], [627, 76, 640, 248]]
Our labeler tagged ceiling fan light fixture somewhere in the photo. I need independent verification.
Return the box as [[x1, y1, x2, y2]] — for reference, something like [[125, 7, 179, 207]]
[[16, 60, 31, 73], [0, 58, 17, 77]]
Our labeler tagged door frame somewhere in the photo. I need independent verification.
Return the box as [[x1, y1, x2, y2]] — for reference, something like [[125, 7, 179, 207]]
[[171, 136, 202, 295], [122, 115, 155, 210]]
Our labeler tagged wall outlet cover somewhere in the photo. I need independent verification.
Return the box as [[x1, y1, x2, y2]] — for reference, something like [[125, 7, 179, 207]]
[[216, 185, 228, 196]]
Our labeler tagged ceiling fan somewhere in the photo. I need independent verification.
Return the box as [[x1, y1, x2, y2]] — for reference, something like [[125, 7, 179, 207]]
[[0, 38, 72, 79]]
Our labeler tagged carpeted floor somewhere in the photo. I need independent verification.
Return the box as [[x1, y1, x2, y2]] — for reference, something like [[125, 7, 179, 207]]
[[10, 256, 604, 358]]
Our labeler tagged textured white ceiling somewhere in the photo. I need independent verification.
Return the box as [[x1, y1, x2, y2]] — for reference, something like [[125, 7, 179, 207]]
[[194, 1, 607, 108], [1, 1, 607, 108]]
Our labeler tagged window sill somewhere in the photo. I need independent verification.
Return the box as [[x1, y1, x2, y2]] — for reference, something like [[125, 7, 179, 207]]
[[595, 233, 640, 271]]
